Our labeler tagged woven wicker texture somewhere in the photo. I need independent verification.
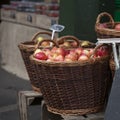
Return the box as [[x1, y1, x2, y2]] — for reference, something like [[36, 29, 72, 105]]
[[30, 41, 111, 115], [95, 12, 120, 38], [18, 31, 52, 92]]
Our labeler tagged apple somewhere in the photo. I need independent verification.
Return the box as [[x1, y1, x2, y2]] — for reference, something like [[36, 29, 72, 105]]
[[75, 48, 83, 56], [88, 48, 94, 55], [115, 24, 120, 30], [48, 52, 57, 59], [41, 41, 50, 47], [64, 52, 78, 62], [96, 47, 108, 57], [99, 23, 107, 28], [64, 49, 70, 55], [34, 52, 48, 60], [34, 49, 42, 55], [51, 47, 58, 53], [81, 41, 91, 47], [63, 41, 71, 47], [46, 59, 53, 62], [53, 55, 64, 61], [78, 54, 89, 61], [69, 49, 76, 54], [82, 49, 91, 57], [37, 37, 43, 42], [71, 41, 78, 47], [55, 48, 66, 57], [48, 51, 62, 61], [43, 49, 51, 56]]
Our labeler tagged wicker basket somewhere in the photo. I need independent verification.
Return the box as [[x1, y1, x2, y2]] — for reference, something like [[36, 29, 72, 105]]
[[30, 38, 111, 115], [95, 12, 120, 39], [18, 31, 52, 92]]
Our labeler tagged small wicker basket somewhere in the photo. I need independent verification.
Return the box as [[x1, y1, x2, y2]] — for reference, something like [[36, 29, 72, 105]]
[[95, 12, 120, 39], [30, 38, 111, 115], [18, 31, 52, 92]]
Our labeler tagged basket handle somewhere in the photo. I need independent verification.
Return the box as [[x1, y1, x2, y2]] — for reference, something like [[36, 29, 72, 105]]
[[31, 31, 52, 42], [56, 35, 80, 47], [35, 39, 59, 49], [96, 12, 114, 25]]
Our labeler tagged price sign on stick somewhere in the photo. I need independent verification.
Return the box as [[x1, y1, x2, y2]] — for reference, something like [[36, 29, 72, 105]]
[[50, 24, 65, 40]]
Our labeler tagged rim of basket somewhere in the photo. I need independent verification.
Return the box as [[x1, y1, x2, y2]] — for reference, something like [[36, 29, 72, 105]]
[[30, 55, 109, 66]]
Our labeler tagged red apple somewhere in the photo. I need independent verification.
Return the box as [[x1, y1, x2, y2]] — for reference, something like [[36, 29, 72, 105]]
[[115, 24, 120, 30], [64, 52, 78, 62], [46, 59, 53, 62], [69, 49, 76, 54], [78, 54, 89, 61], [71, 41, 78, 47], [51, 47, 58, 53], [53, 55, 64, 61], [41, 41, 50, 47], [82, 49, 91, 57], [88, 48, 94, 55], [99, 23, 107, 28], [96, 48, 108, 57], [75, 48, 83, 55], [55, 48, 66, 56], [48, 52, 58, 61], [64, 49, 70, 55], [34, 52, 48, 60], [96, 45, 109, 57]]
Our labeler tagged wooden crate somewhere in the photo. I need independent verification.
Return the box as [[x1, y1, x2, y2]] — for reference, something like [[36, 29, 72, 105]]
[[18, 91, 104, 120]]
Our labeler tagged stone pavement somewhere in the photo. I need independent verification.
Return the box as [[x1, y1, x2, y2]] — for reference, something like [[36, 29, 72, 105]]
[[0, 67, 42, 120], [0, 67, 62, 120]]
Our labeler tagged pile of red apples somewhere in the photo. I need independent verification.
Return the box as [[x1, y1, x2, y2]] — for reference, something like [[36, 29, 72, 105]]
[[99, 23, 120, 31], [33, 46, 109, 62]]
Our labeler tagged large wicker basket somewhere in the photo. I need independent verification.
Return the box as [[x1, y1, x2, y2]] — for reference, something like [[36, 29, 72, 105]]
[[30, 38, 111, 115], [95, 12, 120, 39], [18, 31, 52, 92]]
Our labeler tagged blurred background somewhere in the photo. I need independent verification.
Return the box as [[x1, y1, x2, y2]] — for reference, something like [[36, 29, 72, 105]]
[[0, 0, 117, 79]]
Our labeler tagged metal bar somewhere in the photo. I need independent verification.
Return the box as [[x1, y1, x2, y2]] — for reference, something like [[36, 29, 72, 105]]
[[112, 43, 119, 69], [98, 38, 120, 43]]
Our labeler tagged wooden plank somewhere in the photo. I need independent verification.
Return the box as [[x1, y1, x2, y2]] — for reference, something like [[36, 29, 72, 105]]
[[18, 91, 42, 120], [61, 112, 104, 120]]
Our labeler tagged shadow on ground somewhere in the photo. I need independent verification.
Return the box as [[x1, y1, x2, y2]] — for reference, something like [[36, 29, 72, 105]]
[[0, 67, 38, 120]]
